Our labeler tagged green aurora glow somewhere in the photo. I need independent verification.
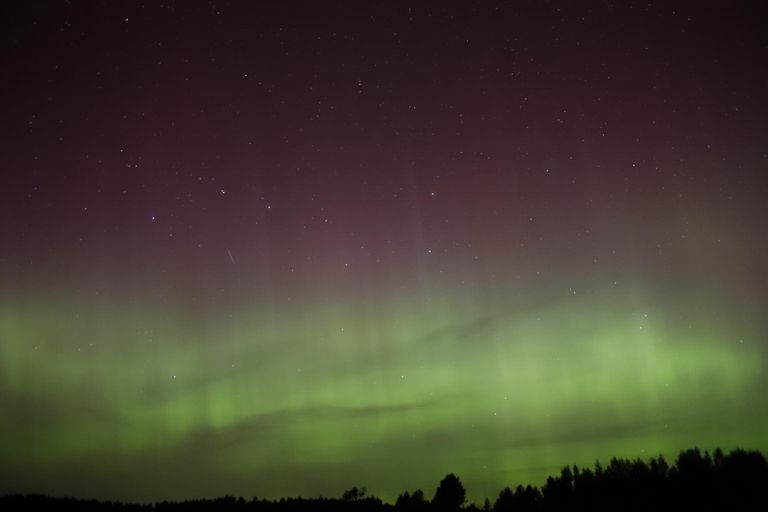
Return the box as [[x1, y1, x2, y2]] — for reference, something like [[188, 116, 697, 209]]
[[2, 281, 766, 503]]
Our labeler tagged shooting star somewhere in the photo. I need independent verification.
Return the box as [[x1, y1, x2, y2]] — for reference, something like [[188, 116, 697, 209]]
[[226, 249, 236, 265]]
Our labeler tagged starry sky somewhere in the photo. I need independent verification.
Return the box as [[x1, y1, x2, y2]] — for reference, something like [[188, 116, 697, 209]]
[[1, 0, 767, 504]]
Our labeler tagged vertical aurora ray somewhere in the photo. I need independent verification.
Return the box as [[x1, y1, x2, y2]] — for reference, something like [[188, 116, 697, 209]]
[[1, 279, 765, 502]]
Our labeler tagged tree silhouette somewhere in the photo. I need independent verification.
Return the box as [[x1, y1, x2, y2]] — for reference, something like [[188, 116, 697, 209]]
[[395, 489, 427, 511], [342, 487, 367, 502], [542, 465, 573, 507], [1, 447, 766, 511], [395, 491, 411, 508], [432, 473, 466, 511], [493, 487, 514, 511]]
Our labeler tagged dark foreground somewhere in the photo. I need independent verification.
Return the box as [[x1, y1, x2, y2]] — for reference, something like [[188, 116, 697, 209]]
[[3, 447, 767, 511]]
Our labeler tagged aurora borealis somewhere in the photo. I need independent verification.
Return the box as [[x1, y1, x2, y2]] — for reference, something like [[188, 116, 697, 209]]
[[1, 0, 767, 505]]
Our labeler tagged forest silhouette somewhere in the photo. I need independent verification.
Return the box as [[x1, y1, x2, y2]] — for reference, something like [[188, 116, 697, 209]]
[[2, 447, 766, 511]]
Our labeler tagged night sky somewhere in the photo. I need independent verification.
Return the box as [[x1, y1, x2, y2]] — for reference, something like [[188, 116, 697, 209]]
[[1, 0, 767, 504]]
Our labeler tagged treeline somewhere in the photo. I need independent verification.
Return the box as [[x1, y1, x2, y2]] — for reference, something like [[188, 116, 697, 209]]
[[2, 447, 766, 511]]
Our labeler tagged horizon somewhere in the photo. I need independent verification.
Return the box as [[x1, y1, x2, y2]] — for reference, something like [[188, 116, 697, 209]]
[[2, 447, 765, 506]]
